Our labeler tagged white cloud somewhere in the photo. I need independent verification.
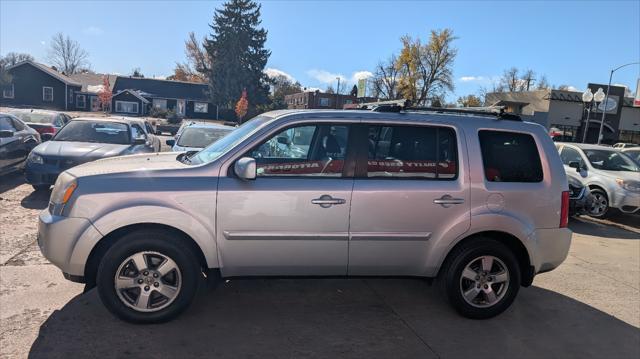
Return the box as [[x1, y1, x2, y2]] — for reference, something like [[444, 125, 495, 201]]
[[460, 76, 484, 82], [264, 68, 296, 82], [40, 40, 45, 46], [83, 26, 104, 35], [307, 69, 347, 84], [351, 71, 373, 83], [566, 86, 580, 92], [153, 75, 167, 80]]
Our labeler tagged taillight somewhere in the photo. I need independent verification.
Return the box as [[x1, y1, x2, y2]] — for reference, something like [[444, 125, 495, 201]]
[[38, 126, 56, 134], [560, 191, 569, 228]]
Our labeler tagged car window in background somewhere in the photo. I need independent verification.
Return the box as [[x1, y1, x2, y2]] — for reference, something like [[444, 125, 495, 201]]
[[53, 121, 131, 145], [623, 150, 640, 163], [10, 117, 26, 131], [479, 130, 543, 182], [144, 122, 154, 134], [131, 124, 146, 139], [0, 116, 16, 131], [9, 112, 56, 124], [189, 116, 269, 165], [584, 149, 640, 172], [177, 127, 231, 148], [560, 146, 583, 165], [366, 125, 458, 179]]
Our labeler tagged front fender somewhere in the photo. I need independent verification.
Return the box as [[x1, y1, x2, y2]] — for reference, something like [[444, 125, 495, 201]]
[[70, 205, 219, 272]]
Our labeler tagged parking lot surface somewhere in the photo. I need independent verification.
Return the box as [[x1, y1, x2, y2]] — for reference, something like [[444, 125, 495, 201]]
[[1, 169, 639, 359]]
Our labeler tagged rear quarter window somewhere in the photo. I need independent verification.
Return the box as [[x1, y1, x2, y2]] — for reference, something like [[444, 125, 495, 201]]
[[479, 130, 543, 182]]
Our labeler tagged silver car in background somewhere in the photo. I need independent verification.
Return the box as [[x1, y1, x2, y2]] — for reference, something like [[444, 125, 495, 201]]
[[556, 143, 640, 217], [38, 109, 572, 323], [166, 123, 234, 152]]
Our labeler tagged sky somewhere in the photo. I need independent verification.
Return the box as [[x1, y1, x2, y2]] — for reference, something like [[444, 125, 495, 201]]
[[1, 0, 639, 102]]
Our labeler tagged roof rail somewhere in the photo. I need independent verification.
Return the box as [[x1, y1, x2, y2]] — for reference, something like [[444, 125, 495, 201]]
[[406, 106, 522, 121]]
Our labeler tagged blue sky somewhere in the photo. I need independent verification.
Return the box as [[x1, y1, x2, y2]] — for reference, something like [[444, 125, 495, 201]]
[[1, 0, 639, 101]]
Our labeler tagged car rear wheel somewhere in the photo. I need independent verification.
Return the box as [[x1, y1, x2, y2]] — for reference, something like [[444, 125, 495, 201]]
[[588, 189, 611, 218], [439, 238, 520, 319], [97, 229, 202, 323]]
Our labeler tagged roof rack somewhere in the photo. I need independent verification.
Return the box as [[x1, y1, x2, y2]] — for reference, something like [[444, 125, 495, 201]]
[[357, 99, 522, 121]]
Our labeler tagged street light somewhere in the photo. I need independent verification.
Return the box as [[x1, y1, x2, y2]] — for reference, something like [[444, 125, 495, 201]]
[[581, 88, 593, 143], [596, 61, 640, 145], [335, 77, 341, 109]]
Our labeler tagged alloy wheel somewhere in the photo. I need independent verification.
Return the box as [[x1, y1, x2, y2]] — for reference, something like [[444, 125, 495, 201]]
[[459, 255, 510, 308], [114, 251, 182, 313], [589, 192, 608, 216]]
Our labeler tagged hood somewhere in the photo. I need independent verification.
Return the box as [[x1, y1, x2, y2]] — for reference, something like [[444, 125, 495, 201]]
[[66, 152, 189, 178], [609, 171, 640, 182], [34, 141, 131, 159]]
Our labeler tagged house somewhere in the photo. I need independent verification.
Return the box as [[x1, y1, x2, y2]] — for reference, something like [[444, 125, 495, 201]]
[[111, 77, 217, 119], [1, 61, 218, 120], [0, 60, 82, 111], [68, 72, 118, 112], [486, 85, 640, 144]]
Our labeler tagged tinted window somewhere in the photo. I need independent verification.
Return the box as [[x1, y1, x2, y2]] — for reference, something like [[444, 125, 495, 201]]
[[367, 125, 457, 179], [53, 121, 131, 145], [144, 122, 154, 134], [9, 112, 56, 124], [584, 149, 639, 172], [177, 127, 231, 148], [560, 146, 583, 166], [624, 150, 640, 163], [479, 130, 543, 182], [0, 116, 16, 131], [250, 124, 349, 177], [131, 124, 146, 139]]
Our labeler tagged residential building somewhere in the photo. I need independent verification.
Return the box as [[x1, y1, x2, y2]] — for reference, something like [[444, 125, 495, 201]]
[[68, 72, 117, 112], [285, 91, 377, 110], [486, 85, 640, 144]]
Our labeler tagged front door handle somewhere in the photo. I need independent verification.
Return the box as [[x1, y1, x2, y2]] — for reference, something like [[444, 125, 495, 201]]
[[433, 195, 465, 207], [312, 194, 346, 208]]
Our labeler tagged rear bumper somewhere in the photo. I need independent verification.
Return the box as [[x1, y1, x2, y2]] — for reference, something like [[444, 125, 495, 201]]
[[528, 227, 572, 274]]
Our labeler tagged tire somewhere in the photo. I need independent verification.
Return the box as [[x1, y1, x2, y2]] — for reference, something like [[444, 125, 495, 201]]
[[439, 238, 521, 319], [96, 229, 203, 323], [32, 184, 50, 192], [588, 189, 612, 219]]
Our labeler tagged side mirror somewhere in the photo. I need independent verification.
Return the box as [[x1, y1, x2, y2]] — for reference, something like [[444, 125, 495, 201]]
[[166, 139, 175, 146], [277, 136, 291, 145], [0, 130, 14, 138], [234, 157, 256, 180], [568, 161, 580, 169], [41, 133, 54, 141], [133, 137, 146, 145]]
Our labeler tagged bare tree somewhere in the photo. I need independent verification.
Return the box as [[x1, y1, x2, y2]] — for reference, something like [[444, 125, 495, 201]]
[[170, 32, 211, 82], [0, 52, 34, 66], [130, 68, 144, 78], [47, 33, 89, 74], [536, 75, 550, 90], [521, 69, 535, 91], [370, 54, 400, 100], [501, 67, 520, 92]]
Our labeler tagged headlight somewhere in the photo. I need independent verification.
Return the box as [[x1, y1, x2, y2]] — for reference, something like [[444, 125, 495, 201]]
[[616, 178, 640, 193], [49, 172, 78, 216], [28, 152, 43, 164]]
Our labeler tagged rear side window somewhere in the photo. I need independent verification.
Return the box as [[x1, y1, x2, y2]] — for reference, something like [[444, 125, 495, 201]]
[[479, 130, 543, 182], [367, 125, 458, 179]]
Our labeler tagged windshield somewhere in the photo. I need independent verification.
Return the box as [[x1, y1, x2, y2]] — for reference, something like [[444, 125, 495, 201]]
[[53, 121, 131, 145], [177, 127, 232, 148], [189, 116, 270, 165], [624, 149, 640, 164], [584, 149, 640, 172], [10, 112, 56, 124]]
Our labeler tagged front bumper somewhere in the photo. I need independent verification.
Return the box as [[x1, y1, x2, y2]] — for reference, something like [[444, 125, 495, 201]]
[[611, 189, 640, 214], [528, 227, 572, 274], [38, 209, 103, 279], [569, 187, 594, 216], [25, 162, 64, 186]]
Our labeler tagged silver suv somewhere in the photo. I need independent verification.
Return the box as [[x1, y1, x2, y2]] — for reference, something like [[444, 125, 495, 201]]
[[38, 109, 572, 323]]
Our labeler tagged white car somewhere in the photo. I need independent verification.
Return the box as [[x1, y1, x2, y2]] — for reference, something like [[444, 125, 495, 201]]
[[166, 123, 234, 152], [556, 143, 640, 217]]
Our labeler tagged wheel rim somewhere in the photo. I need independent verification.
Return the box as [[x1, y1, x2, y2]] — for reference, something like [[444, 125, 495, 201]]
[[459, 255, 510, 308], [589, 192, 608, 216], [114, 251, 182, 313]]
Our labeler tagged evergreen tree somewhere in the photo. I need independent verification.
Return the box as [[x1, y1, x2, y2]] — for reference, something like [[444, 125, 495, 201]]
[[204, 0, 271, 111]]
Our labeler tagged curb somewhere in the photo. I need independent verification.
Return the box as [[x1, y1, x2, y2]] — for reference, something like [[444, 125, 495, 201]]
[[575, 215, 640, 235]]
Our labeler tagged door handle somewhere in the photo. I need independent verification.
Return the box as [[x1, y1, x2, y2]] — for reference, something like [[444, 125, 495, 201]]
[[433, 195, 465, 207], [312, 195, 346, 208]]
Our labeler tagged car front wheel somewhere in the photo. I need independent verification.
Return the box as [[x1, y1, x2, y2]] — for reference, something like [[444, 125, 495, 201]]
[[439, 238, 520, 319], [97, 230, 202, 323], [588, 189, 611, 218]]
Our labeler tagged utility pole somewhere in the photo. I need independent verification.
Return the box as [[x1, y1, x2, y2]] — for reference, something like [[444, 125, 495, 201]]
[[335, 77, 341, 109]]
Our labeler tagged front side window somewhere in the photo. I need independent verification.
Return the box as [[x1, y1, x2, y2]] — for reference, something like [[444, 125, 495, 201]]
[[560, 146, 583, 166], [194, 102, 208, 113], [43, 87, 53, 102], [76, 94, 86, 108], [2, 84, 14, 98], [10, 117, 25, 131], [0, 116, 16, 131], [249, 124, 349, 177], [479, 130, 543, 182], [367, 125, 458, 179], [131, 124, 146, 139]]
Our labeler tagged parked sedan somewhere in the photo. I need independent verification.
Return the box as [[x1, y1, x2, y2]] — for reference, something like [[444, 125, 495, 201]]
[[166, 123, 233, 152], [0, 113, 41, 175], [8, 109, 71, 141], [556, 143, 640, 218], [25, 117, 159, 191]]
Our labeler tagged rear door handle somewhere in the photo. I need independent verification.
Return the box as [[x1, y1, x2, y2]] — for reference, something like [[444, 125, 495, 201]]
[[312, 195, 346, 208], [433, 195, 465, 207]]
